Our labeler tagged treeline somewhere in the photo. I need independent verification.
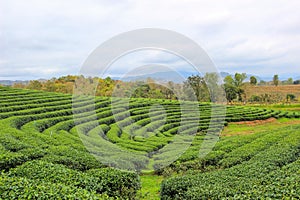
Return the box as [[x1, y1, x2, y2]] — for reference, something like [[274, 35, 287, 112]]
[[11, 73, 299, 104], [12, 74, 224, 102], [257, 75, 300, 86]]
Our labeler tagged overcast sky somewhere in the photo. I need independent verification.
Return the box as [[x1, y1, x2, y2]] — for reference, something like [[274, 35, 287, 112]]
[[0, 0, 299, 80]]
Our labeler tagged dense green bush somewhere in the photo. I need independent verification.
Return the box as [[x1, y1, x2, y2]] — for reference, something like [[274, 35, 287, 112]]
[[86, 168, 141, 198], [160, 125, 300, 199], [0, 173, 107, 199], [8, 160, 140, 199]]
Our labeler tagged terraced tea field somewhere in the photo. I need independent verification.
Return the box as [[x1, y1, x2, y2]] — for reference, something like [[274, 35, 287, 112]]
[[161, 121, 300, 199], [0, 86, 299, 199]]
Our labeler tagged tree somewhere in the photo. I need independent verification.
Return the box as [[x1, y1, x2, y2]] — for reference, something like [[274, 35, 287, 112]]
[[250, 76, 257, 85], [223, 73, 247, 102], [223, 76, 237, 103], [259, 80, 266, 85], [27, 80, 42, 90], [97, 77, 115, 96], [286, 94, 296, 102], [250, 95, 261, 103], [12, 83, 26, 89], [184, 75, 210, 102], [273, 74, 279, 86], [234, 73, 247, 101], [294, 80, 300, 84], [44, 80, 56, 92], [287, 78, 293, 85], [161, 81, 175, 99], [132, 82, 150, 98], [204, 72, 224, 102]]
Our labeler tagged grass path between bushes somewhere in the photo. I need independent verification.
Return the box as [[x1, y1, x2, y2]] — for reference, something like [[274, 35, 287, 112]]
[[139, 174, 163, 200]]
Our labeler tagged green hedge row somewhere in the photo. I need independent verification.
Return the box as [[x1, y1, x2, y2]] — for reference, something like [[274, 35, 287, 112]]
[[8, 160, 140, 199], [160, 125, 300, 199], [0, 173, 108, 199]]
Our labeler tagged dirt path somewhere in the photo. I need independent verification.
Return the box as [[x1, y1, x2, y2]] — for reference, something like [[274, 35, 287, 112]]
[[232, 117, 277, 126]]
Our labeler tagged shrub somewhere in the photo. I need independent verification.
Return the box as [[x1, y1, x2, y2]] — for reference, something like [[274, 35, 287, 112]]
[[9, 160, 141, 199], [0, 173, 106, 199]]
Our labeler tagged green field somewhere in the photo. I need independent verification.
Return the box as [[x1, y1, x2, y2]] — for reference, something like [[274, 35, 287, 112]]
[[0, 86, 299, 199]]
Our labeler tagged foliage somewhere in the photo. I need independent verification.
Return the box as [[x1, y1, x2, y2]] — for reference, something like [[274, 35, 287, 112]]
[[294, 80, 300, 84], [273, 74, 279, 86], [0, 173, 108, 199], [287, 93, 296, 102], [223, 73, 247, 102], [183, 75, 210, 102], [27, 80, 42, 90], [11, 74, 222, 102], [160, 125, 300, 199], [8, 160, 140, 199], [250, 76, 257, 85]]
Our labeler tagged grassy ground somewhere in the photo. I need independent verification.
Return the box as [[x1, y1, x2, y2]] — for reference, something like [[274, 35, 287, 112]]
[[138, 174, 163, 200], [221, 117, 300, 137], [244, 85, 300, 101]]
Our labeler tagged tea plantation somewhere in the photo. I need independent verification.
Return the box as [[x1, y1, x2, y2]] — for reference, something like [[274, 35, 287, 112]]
[[0, 86, 299, 199]]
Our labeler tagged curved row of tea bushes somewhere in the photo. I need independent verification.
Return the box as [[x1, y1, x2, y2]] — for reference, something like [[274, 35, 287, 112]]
[[8, 160, 140, 199], [160, 125, 300, 199]]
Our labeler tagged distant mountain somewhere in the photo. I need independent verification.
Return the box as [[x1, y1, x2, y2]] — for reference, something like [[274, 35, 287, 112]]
[[113, 71, 234, 83], [37, 79, 48, 83], [112, 71, 195, 83], [0, 79, 48, 86], [0, 80, 29, 86]]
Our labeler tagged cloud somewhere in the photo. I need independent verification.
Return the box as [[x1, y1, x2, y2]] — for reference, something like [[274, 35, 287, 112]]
[[0, 0, 299, 80]]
